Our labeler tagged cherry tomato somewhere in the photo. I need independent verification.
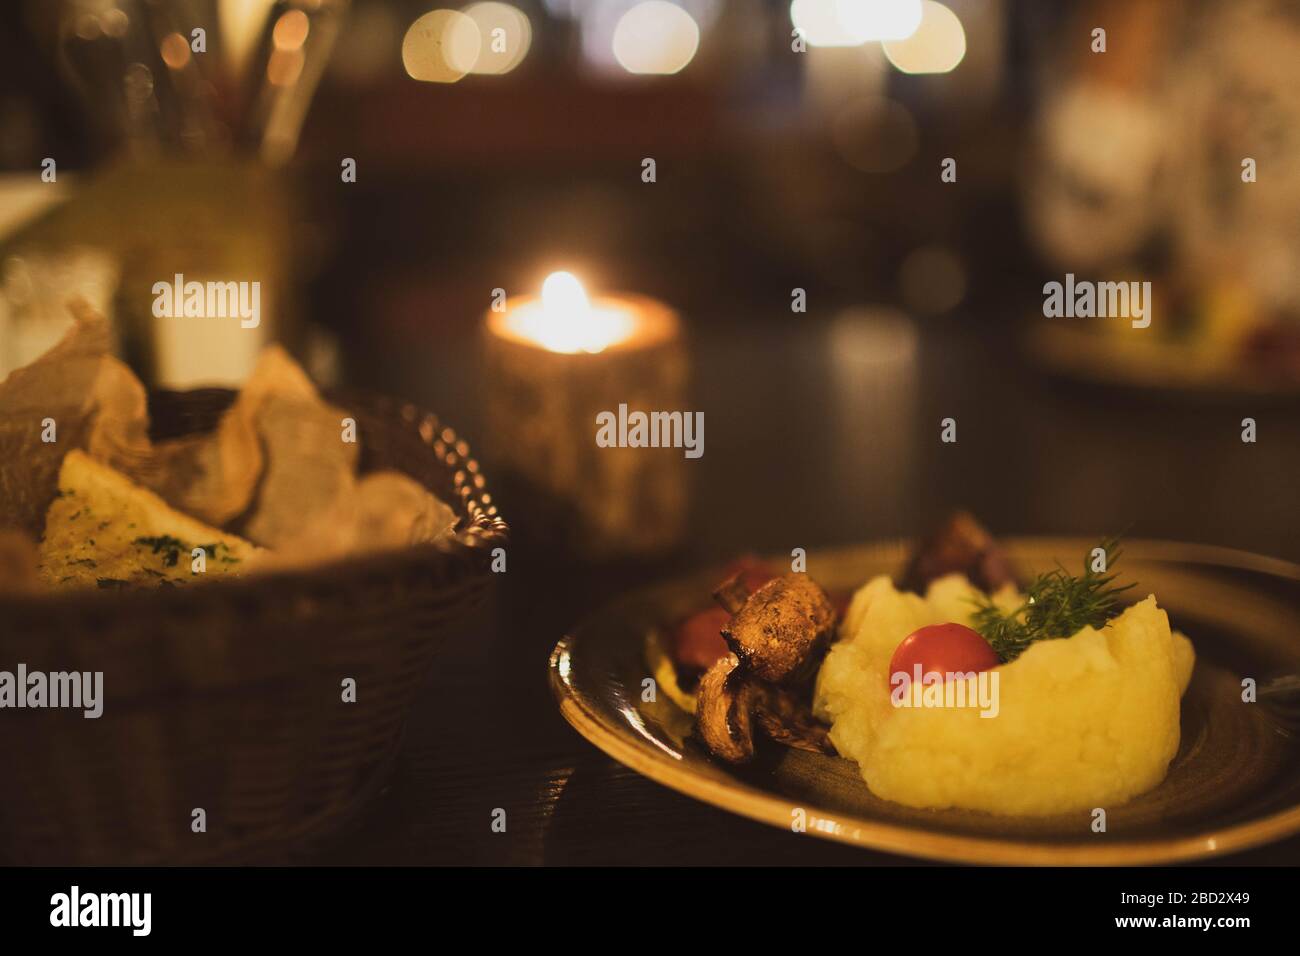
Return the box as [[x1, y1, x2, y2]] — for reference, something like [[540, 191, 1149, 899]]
[[671, 560, 774, 673], [670, 606, 732, 672], [888, 622, 999, 686]]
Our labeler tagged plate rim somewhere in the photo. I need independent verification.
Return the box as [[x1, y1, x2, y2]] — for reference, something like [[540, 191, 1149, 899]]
[[549, 536, 1300, 865]]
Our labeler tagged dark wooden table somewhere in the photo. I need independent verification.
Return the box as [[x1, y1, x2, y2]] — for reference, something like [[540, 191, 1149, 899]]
[[306, 314, 1300, 865]]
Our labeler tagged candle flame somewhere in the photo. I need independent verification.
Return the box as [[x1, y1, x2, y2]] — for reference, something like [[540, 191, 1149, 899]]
[[503, 271, 634, 354], [541, 270, 590, 317]]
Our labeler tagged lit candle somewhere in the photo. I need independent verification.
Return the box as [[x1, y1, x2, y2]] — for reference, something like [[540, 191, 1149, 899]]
[[483, 271, 688, 558], [496, 271, 639, 355]]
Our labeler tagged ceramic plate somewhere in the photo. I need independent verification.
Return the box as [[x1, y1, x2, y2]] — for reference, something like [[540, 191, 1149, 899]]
[[549, 538, 1300, 864]]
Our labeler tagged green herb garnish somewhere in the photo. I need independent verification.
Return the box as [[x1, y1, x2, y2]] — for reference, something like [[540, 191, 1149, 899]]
[[971, 538, 1134, 663], [134, 534, 186, 568], [133, 536, 228, 572]]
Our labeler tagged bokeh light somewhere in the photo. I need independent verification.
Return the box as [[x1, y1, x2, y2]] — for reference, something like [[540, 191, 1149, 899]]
[[612, 2, 700, 75], [267, 48, 306, 86], [160, 33, 192, 70], [272, 10, 311, 51], [102, 8, 130, 38], [883, 1, 966, 74], [791, 0, 922, 47], [402, 10, 482, 83], [463, 2, 532, 75], [838, 0, 923, 41], [899, 244, 967, 314]]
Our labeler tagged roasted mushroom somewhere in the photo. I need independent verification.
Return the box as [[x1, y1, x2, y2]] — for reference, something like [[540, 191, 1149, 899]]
[[712, 572, 751, 616], [715, 572, 836, 684], [899, 511, 1017, 595], [751, 683, 833, 755], [695, 654, 757, 764], [695, 571, 837, 763], [695, 656, 834, 763]]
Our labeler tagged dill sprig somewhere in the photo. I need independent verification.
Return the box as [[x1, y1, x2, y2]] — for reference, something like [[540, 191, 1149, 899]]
[[971, 538, 1134, 663]]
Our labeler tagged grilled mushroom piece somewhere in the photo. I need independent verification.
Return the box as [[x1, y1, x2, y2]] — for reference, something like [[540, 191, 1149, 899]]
[[716, 573, 836, 684], [751, 683, 833, 755], [695, 653, 757, 764], [899, 511, 1017, 595], [712, 572, 751, 615], [696, 657, 832, 763]]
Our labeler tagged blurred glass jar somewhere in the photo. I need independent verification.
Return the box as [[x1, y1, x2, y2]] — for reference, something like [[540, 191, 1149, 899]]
[[107, 159, 296, 387], [3, 158, 301, 387]]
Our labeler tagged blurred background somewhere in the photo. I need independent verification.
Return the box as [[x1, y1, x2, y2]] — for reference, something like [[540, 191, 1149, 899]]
[[2, 0, 1298, 561]]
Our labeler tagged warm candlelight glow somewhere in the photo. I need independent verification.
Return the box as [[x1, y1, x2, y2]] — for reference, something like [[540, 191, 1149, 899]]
[[503, 271, 637, 354]]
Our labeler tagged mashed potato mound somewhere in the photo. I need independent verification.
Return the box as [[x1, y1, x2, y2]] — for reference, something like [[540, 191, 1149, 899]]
[[813, 574, 1195, 816]]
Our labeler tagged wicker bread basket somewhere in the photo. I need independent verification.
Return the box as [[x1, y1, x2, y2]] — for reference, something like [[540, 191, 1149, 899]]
[[0, 387, 507, 864]]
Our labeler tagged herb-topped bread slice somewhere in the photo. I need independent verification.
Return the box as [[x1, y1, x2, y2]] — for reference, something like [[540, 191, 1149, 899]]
[[38, 450, 262, 590]]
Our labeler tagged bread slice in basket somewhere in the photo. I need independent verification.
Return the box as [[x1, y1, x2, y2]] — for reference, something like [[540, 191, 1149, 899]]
[[38, 450, 262, 590]]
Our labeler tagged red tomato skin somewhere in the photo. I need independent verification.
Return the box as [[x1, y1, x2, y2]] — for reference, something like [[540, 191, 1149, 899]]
[[888, 623, 1000, 685], [671, 606, 733, 672]]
